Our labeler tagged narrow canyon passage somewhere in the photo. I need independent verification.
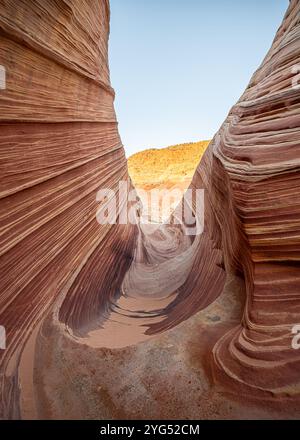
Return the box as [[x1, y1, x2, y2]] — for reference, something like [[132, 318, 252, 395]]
[[0, 0, 300, 419]]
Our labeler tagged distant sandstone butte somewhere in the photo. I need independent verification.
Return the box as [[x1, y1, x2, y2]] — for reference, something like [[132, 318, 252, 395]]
[[128, 141, 210, 223], [0, 0, 299, 419], [128, 140, 210, 190]]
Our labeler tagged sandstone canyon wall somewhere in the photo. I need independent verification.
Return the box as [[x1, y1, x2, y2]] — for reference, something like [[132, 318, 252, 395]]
[[0, 0, 299, 419]]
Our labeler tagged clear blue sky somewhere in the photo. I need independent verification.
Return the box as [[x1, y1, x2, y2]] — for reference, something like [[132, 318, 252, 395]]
[[109, 0, 288, 157]]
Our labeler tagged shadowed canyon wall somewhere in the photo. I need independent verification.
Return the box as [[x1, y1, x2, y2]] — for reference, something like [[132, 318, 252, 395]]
[[0, 0, 300, 419]]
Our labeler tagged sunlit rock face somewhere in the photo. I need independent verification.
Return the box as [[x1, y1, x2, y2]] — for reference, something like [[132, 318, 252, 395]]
[[0, 0, 299, 419]]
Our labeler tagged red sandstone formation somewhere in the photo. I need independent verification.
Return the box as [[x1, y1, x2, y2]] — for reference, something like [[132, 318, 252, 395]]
[[0, 0, 299, 419]]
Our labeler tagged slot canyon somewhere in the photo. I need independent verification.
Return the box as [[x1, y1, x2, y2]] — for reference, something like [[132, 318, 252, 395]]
[[0, 0, 300, 420]]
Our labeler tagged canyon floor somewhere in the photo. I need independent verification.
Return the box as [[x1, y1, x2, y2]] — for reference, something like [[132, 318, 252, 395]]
[[34, 274, 299, 419]]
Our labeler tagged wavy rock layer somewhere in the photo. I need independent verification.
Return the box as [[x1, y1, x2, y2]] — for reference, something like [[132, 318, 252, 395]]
[[206, 1, 300, 395], [0, 0, 299, 419], [0, 0, 129, 418]]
